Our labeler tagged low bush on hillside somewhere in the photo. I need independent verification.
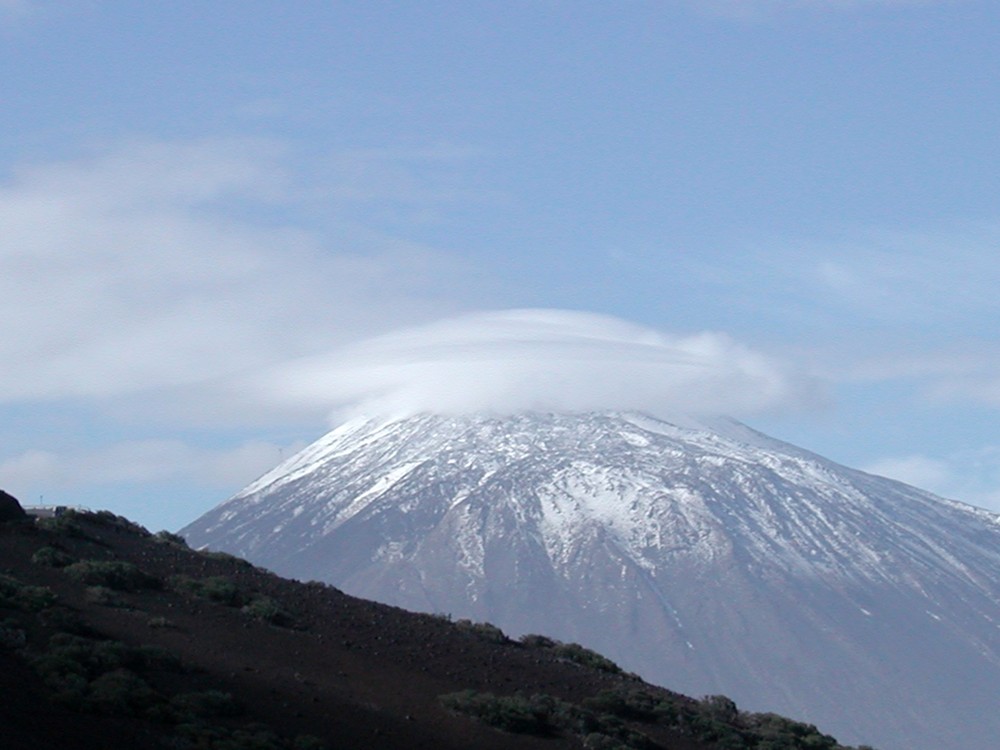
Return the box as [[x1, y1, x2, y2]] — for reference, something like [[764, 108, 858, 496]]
[[16, 624, 321, 748], [82, 510, 152, 537], [85, 585, 125, 607], [552, 641, 623, 674], [169, 575, 245, 606], [1, 524, 323, 749], [36, 513, 90, 538], [583, 733, 643, 750], [740, 712, 843, 750], [518, 633, 623, 674], [169, 575, 295, 627], [445, 682, 874, 750], [64, 560, 161, 591], [171, 723, 327, 750], [584, 688, 672, 723], [455, 619, 510, 644], [86, 667, 161, 716], [584, 685, 870, 750], [37, 509, 152, 539], [198, 549, 255, 569], [241, 595, 294, 627], [170, 689, 242, 719], [0, 572, 58, 611], [31, 633, 182, 711], [519, 633, 555, 648], [153, 530, 189, 547], [0, 617, 27, 650], [31, 545, 76, 568], [441, 689, 657, 748], [38, 605, 90, 635], [440, 690, 561, 735]]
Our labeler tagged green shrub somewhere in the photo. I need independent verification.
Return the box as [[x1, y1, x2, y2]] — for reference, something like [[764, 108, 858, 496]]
[[584, 733, 632, 750], [85, 585, 124, 607], [700, 694, 740, 723], [439, 690, 648, 743], [132, 644, 184, 673], [38, 606, 90, 634], [171, 689, 241, 719], [519, 633, 556, 648], [0, 572, 58, 611], [743, 712, 840, 750], [440, 690, 557, 735], [174, 722, 287, 750], [32, 545, 76, 568], [31, 632, 185, 715], [39, 633, 181, 678], [169, 575, 245, 606], [36, 514, 89, 538], [64, 560, 161, 591], [0, 618, 26, 650], [441, 682, 856, 750], [154, 530, 189, 547], [583, 688, 664, 722], [86, 668, 158, 716], [199, 549, 254, 569], [518, 635, 621, 672], [551, 642, 622, 674], [291, 736, 327, 750], [455, 619, 510, 643], [82, 510, 151, 537], [241, 596, 293, 627]]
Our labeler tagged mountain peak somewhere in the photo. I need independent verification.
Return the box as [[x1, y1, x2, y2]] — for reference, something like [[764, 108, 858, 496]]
[[183, 411, 1000, 750]]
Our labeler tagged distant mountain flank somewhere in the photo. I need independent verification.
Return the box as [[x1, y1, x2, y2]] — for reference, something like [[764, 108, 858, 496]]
[[1, 493, 874, 750], [182, 411, 1000, 750]]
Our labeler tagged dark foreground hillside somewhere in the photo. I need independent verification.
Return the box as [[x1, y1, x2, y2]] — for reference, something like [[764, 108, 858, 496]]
[[0, 497, 875, 750]]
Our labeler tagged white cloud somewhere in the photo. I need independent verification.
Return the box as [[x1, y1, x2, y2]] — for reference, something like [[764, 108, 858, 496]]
[[834, 225, 1000, 330], [924, 370, 1000, 409], [863, 455, 951, 491], [683, 222, 1000, 415], [0, 438, 307, 493], [256, 309, 816, 421], [863, 448, 1000, 513], [0, 138, 463, 405], [813, 344, 1000, 415]]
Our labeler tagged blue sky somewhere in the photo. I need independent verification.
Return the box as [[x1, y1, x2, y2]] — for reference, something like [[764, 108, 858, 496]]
[[2, 0, 1000, 531]]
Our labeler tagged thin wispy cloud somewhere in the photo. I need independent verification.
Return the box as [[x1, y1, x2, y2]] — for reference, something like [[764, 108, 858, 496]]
[[0, 438, 306, 493], [810, 227, 1000, 326], [0, 138, 463, 405], [672, 222, 1000, 402], [257, 309, 817, 422], [865, 446, 1000, 512]]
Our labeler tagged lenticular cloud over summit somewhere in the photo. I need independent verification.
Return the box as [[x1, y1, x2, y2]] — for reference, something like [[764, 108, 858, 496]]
[[260, 309, 811, 420]]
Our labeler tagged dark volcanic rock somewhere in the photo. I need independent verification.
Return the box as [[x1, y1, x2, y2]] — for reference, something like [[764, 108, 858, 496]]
[[0, 489, 26, 522]]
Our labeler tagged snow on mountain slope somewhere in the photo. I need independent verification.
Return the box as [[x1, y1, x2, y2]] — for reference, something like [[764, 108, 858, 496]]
[[182, 412, 1000, 750]]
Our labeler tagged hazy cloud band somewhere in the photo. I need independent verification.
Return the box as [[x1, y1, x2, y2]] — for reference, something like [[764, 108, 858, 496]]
[[257, 309, 816, 421]]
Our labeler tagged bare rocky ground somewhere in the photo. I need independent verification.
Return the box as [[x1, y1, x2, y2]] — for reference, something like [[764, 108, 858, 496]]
[[0, 500, 866, 750]]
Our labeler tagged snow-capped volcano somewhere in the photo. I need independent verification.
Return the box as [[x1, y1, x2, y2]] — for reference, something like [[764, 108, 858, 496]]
[[182, 412, 1000, 750]]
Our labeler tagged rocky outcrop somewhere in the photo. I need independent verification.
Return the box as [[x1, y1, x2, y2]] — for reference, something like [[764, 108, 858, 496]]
[[0, 490, 27, 522]]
